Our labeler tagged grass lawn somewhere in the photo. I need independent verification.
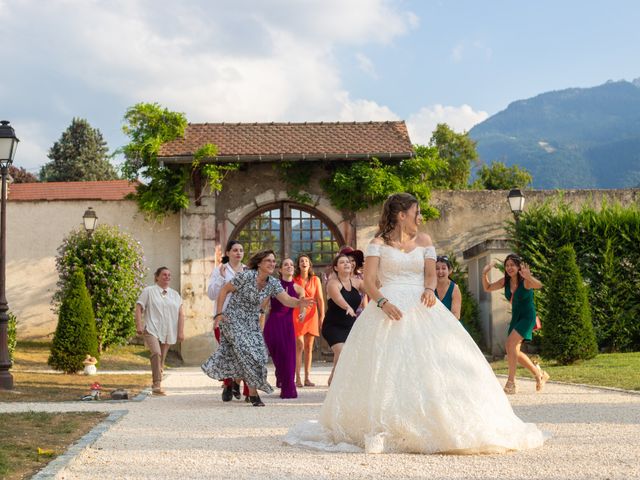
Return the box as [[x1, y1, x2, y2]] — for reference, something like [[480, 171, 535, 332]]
[[0, 371, 152, 402], [0, 411, 107, 480], [0, 340, 184, 402], [490, 351, 640, 391], [12, 340, 180, 371]]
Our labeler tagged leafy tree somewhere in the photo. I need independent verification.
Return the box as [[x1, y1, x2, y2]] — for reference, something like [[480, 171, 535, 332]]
[[472, 161, 533, 190], [428, 123, 479, 189], [40, 118, 118, 182], [55, 225, 145, 351], [120, 102, 237, 218], [8, 165, 38, 183], [540, 244, 598, 364], [48, 270, 99, 373]]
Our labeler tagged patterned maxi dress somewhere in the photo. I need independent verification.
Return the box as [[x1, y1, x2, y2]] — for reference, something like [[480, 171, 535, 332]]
[[202, 270, 284, 394]]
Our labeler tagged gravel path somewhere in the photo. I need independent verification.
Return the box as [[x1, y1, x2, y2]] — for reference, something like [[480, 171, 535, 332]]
[[4, 366, 639, 479]]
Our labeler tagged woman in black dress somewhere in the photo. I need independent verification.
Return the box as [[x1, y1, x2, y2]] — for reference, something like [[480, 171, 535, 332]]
[[322, 253, 365, 386]]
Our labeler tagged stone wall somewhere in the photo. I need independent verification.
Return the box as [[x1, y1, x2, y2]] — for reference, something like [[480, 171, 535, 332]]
[[7, 200, 180, 339], [178, 164, 354, 364]]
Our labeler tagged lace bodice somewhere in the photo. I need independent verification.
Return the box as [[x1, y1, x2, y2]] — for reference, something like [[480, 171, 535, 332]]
[[365, 243, 436, 288]]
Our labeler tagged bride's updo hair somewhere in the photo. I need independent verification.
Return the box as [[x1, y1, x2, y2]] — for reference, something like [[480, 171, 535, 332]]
[[376, 193, 419, 242]]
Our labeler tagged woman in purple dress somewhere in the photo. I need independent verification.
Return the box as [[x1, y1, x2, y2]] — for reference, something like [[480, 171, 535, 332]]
[[264, 258, 305, 399]]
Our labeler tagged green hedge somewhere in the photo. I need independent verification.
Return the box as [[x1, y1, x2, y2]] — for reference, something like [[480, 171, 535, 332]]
[[541, 245, 598, 364], [48, 270, 99, 373], [510, 198, 640, 352]]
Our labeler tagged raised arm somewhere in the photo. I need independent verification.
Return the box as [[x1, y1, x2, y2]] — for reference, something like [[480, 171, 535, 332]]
[[482, 260, 505, 292], [207, 264, 226, 301], [520, 263, 543, 290]]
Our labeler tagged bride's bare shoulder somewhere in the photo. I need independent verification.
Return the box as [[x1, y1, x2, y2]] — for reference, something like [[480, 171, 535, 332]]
[[415, 232, 433, 247], [369, 237, 385, 246]]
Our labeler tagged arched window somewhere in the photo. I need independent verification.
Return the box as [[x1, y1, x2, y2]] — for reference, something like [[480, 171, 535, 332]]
[[231, 202, 344, 266]]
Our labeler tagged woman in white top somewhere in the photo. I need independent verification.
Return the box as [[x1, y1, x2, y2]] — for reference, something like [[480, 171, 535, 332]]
[[136, 267, 184, 396], [285, 193, 545, 454], [207, 239, 247, 402]]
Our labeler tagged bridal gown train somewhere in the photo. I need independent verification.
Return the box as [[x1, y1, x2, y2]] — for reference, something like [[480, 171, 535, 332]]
[[284, 243, 545, 454]]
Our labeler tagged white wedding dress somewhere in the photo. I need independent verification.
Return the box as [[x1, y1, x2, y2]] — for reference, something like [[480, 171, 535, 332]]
[[284, 243, 545, 454]]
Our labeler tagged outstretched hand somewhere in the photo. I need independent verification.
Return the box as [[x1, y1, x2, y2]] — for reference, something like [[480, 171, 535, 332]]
[[298, 297, 315, 310], [482, 260, 497, 274]]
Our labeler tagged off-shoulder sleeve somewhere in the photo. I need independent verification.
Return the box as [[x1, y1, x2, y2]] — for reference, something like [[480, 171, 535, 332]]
[[424, 246, 437, 260], [365, 242, 381, 257]]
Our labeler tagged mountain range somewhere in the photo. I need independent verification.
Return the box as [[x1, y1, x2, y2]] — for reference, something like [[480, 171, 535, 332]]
[[468, 79, 640, 189]]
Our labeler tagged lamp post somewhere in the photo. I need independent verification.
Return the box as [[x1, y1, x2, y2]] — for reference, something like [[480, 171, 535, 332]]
[[507, 188, 526, 223], [0, 121, 19, 390], [83, 207, 98, 236]]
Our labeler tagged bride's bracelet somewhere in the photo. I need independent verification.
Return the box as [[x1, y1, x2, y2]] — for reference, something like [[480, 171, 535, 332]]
[[424, 287, 435, 294], [376, 297, 389, 308]]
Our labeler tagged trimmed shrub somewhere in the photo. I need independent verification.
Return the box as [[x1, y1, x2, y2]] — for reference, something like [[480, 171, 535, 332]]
[[48, 270, 99, 373], [7, 311, 17, 361], [55, 224, 145, 351], [541, 245, 598, 364], [510, 198, 640, 351]]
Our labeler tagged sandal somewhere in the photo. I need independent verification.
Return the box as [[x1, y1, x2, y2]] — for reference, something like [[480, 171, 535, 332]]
[[503, 381, 517, 395], [304, 379, 316, 387], [296, 379, 303, 388], [536, 369, 550, 392]]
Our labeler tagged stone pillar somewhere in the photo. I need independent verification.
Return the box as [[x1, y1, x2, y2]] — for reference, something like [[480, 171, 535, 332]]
[[179, 195, 217, 365], [463, 239, 513, 357]]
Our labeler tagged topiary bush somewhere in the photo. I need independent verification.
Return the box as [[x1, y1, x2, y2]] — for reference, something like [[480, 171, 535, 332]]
[[48, 270, 99, 373], [55, 224, 145, 351], [510, 198, 640, 351], [541, 244, 598, 364], [7, 311, 17, 361]]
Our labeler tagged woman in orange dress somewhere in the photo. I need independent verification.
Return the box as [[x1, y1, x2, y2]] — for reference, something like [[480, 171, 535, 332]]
[[293, 254, 325, 387]]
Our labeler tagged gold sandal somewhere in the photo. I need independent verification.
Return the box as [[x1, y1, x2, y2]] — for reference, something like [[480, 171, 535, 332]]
[[536, 369, 550, 392], [503, 381, 517, 395]]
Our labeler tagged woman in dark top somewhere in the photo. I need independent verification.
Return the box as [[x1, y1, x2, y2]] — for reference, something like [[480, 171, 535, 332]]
[[435, 255, 461, 319], [482, 253, 547, 395], [322, 254, 365, 386]]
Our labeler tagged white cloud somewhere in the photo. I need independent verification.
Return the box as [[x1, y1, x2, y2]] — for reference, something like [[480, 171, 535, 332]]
[[406, 104, 489, 144], [1, 0, 419, 169], [10, 120, 50, 173], [355, 52, 378, 78]]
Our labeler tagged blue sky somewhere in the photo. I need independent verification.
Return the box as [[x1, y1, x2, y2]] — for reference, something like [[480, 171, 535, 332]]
[[2, 0, 639, 174]]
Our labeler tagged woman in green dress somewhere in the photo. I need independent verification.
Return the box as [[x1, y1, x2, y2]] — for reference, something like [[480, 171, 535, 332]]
[[482, 254, 549, 394]]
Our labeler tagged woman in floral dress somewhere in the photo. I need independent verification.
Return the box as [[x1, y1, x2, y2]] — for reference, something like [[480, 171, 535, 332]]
[[202, 250, 314, 406]]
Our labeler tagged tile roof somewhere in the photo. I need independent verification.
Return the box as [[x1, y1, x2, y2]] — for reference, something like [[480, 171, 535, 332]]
[[8, 180, 138, 201], [159, 121, 414, 162]]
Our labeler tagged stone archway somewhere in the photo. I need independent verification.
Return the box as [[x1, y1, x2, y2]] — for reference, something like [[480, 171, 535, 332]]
[[229, 201, 345, 267]]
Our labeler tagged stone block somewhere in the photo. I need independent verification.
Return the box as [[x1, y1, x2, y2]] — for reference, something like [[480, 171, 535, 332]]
[[254, 189, 277, 207]]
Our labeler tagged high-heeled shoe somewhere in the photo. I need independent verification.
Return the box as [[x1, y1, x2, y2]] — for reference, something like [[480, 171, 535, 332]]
[[503, 381, 517, 395], [249, 395, 265, 407], [232, 381, 241, 400]]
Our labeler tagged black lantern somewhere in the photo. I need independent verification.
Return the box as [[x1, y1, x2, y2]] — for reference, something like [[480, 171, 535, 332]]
[[83, 207, 98, 235], [507, 188, 525, 220], [0, 121, 19, 390]]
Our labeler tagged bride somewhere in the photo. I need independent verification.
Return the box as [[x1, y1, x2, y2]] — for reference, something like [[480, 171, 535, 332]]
[[285, 193, 545, 454]]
